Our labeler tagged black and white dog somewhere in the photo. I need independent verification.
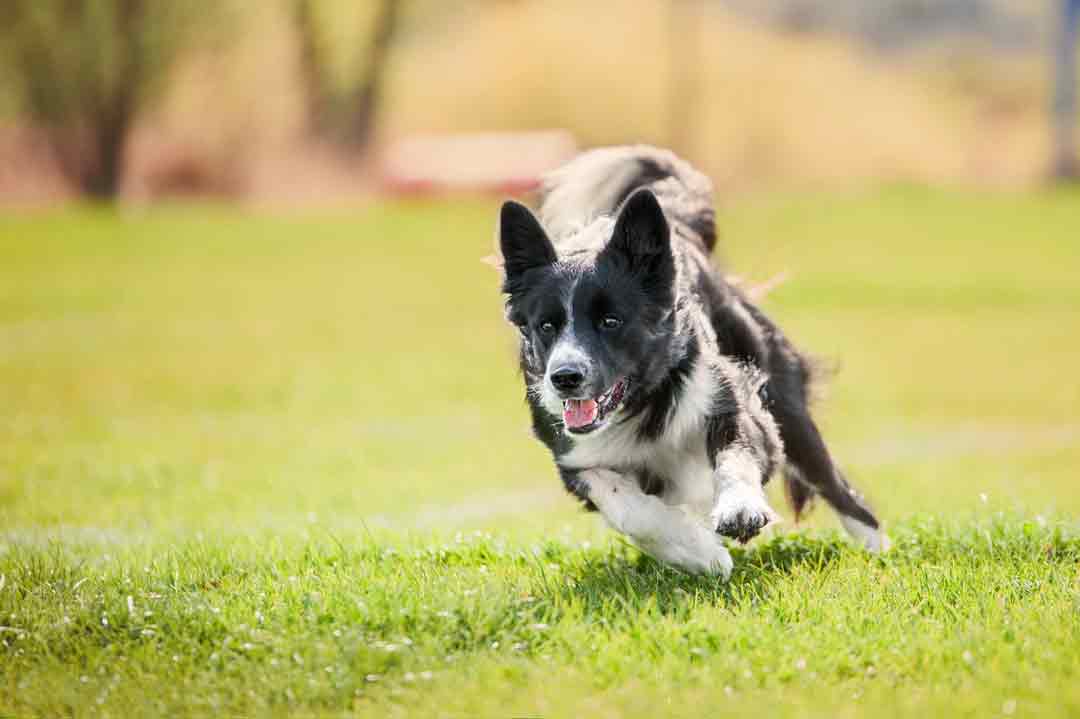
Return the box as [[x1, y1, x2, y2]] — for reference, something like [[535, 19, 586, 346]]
[[498, 146, 886, 578]]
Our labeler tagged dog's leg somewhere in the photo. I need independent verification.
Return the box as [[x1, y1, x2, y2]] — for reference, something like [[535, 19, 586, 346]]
[[582, 468, 733, 578], [710, 446, 780, 543], [774, 403, 889, 552], [707, 368, 784, 544]]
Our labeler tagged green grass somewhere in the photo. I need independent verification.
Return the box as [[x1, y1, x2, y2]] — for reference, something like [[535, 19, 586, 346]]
[[2, 187, 1079, 716]]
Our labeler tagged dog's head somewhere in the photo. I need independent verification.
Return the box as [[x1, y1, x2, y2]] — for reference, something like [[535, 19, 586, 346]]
[[499, 189, 679, 437]]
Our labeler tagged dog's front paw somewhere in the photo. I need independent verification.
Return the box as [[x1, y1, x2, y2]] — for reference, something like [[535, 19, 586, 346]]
[[711, 485, 778, 544], [698, 537, 734, 578], [633, 523, 735, 579], [715, 508, 773, 543]]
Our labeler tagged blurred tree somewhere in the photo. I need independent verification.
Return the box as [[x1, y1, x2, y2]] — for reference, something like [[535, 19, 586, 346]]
[[1051, 0, 1080, 181], [294, 0, 401, 150], [294, 0, 335, 138], [1, 0, 222, 199], [353, 0, 401, 149]]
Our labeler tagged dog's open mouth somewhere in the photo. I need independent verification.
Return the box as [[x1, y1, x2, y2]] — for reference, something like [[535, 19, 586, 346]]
[[563, 378, 629, 434]]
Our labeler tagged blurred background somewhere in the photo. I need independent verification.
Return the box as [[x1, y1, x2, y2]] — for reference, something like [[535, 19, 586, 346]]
[[1, 1, 1078, 538], [1, 0, 1079, 203]]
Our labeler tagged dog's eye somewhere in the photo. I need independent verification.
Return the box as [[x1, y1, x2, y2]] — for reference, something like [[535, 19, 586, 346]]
[[538, 321, 556, 336], [599, 315, 622, 331]]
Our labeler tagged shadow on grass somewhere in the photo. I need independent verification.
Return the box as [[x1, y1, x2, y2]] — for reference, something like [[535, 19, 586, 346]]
[[541, 533, 853, 618]]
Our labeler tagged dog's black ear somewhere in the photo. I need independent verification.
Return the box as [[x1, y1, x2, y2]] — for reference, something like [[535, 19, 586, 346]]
[[602, 189, 674, 291], [499, 201, 557, 290]]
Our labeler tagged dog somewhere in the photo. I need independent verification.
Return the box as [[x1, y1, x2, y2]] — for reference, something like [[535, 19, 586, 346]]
[[497, 146, 886, 578]]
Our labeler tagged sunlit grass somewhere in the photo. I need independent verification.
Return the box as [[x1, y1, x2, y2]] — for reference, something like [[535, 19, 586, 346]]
[[3, 519, 1079, 717], [1, 186, 1079, 715]]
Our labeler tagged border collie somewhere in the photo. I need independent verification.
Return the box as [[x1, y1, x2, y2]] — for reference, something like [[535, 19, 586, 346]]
[[497, 146, 886, 578]]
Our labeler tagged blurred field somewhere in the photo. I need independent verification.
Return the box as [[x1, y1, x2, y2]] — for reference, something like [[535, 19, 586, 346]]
[[0, 0, 1059, 202], [3, 188, 1078, 531], [2, 189, 1080, 715], [384, 1, 1050, 188]]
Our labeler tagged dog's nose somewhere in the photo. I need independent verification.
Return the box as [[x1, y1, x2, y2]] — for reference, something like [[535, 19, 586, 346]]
[[550, 366, 586, 393]]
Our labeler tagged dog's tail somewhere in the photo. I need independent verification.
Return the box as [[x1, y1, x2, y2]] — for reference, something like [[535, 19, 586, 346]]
[[537, 145, 717, 254]]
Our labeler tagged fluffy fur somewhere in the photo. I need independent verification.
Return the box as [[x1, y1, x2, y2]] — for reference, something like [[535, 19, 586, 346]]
[[498, 146, 885, 577]]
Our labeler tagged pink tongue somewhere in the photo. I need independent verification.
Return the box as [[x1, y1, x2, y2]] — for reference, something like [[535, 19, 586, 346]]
[[563, 399, 598, 428]]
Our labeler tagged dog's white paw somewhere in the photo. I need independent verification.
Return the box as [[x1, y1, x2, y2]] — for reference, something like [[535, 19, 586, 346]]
[[711, 483, 779, 544], [634, 529, 733, 578], [693, 536, 735, 578]]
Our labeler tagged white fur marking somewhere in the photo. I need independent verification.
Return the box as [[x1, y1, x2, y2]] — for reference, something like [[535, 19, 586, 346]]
[[539, 149, 649, 240], [709, 474, 778, 531], [584, 469, 732, 578], [840, 515, 891, 553], [539, 278, 588, 420], [663, 356, 716, 447], [714, 450, 763, 493]]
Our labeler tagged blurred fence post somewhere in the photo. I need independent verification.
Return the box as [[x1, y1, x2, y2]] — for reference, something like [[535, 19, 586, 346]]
[[1052, 0, 1080, 181]]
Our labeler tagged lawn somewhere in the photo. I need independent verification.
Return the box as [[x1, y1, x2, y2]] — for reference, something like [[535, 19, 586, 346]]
[[1, 187, 1079, 717]]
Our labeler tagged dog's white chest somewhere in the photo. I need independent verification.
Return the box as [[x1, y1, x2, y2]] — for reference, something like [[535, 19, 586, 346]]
[[560, 426, 716, 520], [646, 443, 715, 516]]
